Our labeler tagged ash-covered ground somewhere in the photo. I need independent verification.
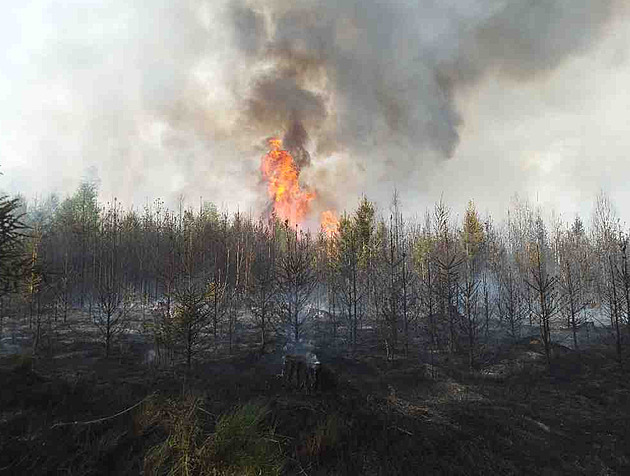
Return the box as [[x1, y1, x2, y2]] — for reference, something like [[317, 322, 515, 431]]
[[1, 305, 629, 475]]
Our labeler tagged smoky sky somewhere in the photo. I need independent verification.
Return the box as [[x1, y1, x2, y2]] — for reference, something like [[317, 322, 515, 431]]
[[1, 0, 629, 227]]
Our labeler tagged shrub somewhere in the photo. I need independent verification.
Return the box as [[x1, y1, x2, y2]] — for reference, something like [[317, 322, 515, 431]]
[[143, 398, 285, 476]]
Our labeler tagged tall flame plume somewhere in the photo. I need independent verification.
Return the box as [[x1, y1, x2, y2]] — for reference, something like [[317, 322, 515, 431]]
[[260, 138, 339, 235], [321, 210, 339, 237], [261, 138, 314, 226]]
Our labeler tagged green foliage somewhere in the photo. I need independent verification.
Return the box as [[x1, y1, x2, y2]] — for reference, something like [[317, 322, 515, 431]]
[[0, 195, 28, 294], [171, 284, 213, 368], [143, 395, 205, 475], [201, 201, 220, 223], [354, 196, 376, 267], [55, 180, 100, 232], [211, 403, 284, 474], [143, 399, 284, 476], [462, 200, 485, 259], [337, 213, 358, 265], [413, 233, 435, 272]]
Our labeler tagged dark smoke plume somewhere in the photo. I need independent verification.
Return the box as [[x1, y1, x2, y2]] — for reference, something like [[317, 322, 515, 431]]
[[282, 117, 311, 169], [1, 0, 627, 219], [233, 0, 620, 158], [225, 0, 625, 212]]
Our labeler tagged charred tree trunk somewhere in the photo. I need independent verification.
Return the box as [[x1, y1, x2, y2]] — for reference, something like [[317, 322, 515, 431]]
[[609, 255, 622, 363]]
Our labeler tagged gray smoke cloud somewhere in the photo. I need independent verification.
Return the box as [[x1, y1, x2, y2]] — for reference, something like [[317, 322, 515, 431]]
[[232, 0, 621, 177], [1, 0, 629, 224]]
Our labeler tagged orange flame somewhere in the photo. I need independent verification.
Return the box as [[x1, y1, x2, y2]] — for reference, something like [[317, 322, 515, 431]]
[[261, 138, 314, 226], [321, 210, 339, 237]]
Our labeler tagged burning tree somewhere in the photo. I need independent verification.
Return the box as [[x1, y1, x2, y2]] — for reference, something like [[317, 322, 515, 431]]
[[260, 137, 339, 236], [261, 138, 314, 226]]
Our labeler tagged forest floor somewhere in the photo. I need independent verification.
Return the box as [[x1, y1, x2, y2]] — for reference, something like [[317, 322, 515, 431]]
[[1, 319, 629, 475]]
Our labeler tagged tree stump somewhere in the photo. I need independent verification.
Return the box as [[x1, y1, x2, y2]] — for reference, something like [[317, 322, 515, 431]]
[[282, 354, 322, 393]]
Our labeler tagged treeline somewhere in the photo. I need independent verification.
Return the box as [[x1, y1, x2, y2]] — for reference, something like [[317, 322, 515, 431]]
[[3, 181, 630, 368]]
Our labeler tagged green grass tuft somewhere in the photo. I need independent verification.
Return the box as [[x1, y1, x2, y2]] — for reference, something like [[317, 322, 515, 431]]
[[143, 398, 285, 476]]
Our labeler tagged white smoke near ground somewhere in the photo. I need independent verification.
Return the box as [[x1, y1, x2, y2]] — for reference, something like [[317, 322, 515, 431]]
[[283, 341, 319, 365], [1, 1, 629, 224]]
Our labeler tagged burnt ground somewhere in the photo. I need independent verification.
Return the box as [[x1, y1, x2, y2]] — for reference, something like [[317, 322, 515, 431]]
[[1, 318, 630, 475]]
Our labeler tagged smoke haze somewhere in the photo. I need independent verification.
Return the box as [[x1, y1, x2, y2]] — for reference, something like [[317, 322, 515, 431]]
[[1, 0, 629, 225]]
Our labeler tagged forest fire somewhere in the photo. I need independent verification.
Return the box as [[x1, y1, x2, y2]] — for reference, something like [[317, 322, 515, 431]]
[[320, 210, 339, 237], [261, 138, 314, 226], [260, 138, 340, 235]]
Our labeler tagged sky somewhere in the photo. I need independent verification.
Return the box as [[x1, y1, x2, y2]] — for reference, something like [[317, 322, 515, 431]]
[[1, 0, 629, 229]]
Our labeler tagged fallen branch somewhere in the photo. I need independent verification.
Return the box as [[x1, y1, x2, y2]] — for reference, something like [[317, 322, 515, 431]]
[[0, 454, 29, 473], [522, 416, 551, 433], [50, 392, 156, 429], [197, 406, 217, 420], [390, 425, 414, 436]]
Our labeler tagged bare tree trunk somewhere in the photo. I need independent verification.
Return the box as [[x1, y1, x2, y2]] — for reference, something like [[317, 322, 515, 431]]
[[609, 255, 622, 362], [260, 308, 267, 353], [565, 261, 579, 351], [353, 263, 358, 352], [33, 294, 42, 355], [106, 313, 111, 358], [621, 241, 630, 344], [403, 253, 409, 357], [187, 322, 193, 372]]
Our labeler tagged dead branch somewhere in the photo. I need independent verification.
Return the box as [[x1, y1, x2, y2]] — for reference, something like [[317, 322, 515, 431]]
[[50, 392, 155, 429]]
